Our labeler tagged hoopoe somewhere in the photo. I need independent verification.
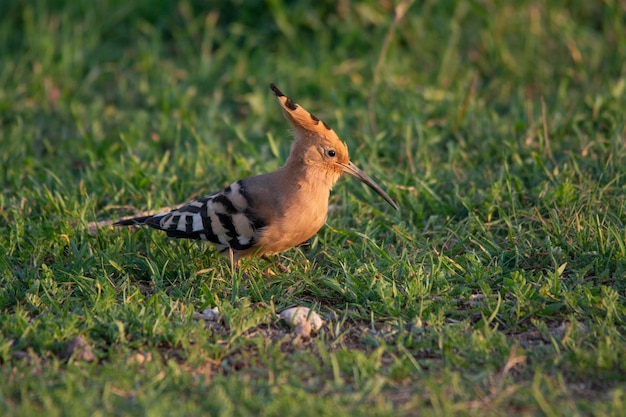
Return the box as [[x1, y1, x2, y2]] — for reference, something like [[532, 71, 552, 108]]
[[115, 84, 398, 271]]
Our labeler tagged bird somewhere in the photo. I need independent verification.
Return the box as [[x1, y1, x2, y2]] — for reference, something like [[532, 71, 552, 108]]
[[115, 83, 398, 272]]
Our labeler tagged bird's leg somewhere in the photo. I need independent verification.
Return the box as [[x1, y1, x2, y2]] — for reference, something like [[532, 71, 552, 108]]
[[229, 247, 247, 300], [262, 255, 291, 274], [229, 247, 235, 275]]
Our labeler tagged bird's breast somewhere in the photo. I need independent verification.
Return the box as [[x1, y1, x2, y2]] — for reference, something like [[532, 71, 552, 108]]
[[248, 171, 332, 256]]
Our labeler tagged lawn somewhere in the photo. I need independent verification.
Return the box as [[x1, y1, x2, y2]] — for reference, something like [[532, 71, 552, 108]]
[[1, 1, 625, 415]]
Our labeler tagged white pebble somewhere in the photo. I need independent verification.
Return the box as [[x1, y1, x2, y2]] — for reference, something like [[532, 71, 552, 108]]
[[193, 306, 220, 322], [279, 307, 324, 336]]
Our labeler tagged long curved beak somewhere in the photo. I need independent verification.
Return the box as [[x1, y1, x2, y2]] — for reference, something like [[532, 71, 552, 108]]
[[339, 162, 399, 210]]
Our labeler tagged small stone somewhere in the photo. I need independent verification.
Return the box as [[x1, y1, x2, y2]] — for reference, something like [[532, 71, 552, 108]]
[[64, 335, 96, 362], [279, 307, 324, 336], [193, 307, 220, 322], [127, 351, 152, 366], [294, 320, 312, 338]]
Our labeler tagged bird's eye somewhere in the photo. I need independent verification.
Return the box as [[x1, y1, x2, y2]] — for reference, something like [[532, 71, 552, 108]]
[[326, 149, 336, 157]]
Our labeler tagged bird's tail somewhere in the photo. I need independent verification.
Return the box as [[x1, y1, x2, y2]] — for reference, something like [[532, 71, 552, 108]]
[[114, 215, 153, 226]]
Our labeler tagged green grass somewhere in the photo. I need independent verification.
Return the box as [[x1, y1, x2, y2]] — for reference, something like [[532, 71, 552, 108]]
[[1, 0, 625, 415]]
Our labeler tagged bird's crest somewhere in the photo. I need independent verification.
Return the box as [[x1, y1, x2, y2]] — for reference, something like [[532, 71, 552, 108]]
[[270, 83, 340, 142]]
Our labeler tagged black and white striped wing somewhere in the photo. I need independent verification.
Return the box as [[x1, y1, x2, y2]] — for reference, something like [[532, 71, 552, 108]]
[[146, 181, 266, 254]]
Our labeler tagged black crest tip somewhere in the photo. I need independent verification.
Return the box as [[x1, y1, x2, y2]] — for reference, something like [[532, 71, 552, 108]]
[[270, 83, 284, 97]]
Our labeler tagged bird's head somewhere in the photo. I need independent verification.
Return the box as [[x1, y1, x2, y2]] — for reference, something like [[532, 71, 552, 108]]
[[270, 83, 398, 210]]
